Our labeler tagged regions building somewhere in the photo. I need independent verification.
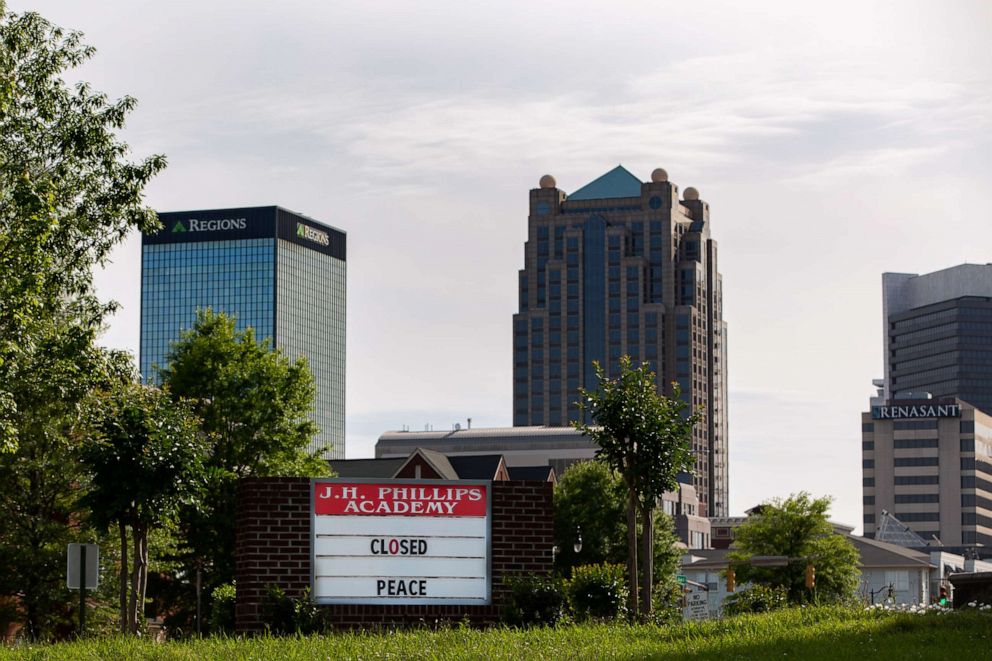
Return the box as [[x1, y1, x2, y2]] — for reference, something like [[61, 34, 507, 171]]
[[140, 206, 346, 457], [863, 263, 992, 547], [512, 167, 728, 517]]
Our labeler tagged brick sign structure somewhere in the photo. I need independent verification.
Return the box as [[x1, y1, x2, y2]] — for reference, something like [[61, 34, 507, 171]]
[[235, 477, 552, 632]]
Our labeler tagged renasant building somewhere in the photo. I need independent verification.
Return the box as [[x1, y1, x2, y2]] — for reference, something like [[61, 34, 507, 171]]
[[140, 206, 346, 457], [862, 398, 992, 547], [863, 264, 992, 549]]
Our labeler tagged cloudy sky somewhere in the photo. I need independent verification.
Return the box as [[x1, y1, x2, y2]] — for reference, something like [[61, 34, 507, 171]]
[[18, 0, 992, 527]]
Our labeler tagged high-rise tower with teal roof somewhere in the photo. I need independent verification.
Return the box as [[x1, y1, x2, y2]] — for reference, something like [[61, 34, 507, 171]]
[[513, 166, 728, 517]]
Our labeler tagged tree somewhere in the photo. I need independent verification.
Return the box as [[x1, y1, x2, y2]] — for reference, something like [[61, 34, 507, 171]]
[[728, 493, 860, 604], [553, 461, 682, 592], [81, 374, 205, 634], [553, 461, 627, 574], [0, 7, 165, 453], [0, 313, 123, 639], [157, 309, 328, 617], [575, 356, 699, 618]]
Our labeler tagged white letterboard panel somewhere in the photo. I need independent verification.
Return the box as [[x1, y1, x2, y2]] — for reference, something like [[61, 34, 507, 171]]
[[311, 479, 492, 605]]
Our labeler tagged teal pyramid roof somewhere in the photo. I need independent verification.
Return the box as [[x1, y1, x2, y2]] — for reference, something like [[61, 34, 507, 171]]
[[568, 165, 643, 201]]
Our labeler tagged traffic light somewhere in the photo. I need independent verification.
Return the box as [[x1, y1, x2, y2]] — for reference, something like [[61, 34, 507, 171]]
[[805, 564, 816, 589], [939, 586, 949, 606], [726, 567, 736, 593]]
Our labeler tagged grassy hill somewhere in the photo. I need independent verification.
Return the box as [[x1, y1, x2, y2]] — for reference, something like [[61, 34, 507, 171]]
[[2, 606, 989, 660]]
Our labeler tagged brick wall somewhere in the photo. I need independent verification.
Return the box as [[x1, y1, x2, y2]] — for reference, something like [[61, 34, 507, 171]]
[[235, 478, 553, 632]]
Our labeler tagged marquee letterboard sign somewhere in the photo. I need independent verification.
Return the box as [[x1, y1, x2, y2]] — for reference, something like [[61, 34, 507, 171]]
[[311, 479, 491, 605]]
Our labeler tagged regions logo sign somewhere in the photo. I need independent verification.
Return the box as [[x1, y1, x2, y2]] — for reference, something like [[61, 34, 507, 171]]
[[297, 222, 330, 246], [171, 217, 247, 233], [311, 479, 490, 605]]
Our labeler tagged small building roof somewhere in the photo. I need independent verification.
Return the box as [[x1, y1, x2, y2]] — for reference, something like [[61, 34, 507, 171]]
[[507, 465, 557, 482], [327, 458, 405, 478], [849, 535, 934, 569], [447, 454, 505, 480], [567, 165, 643, 201], [680, 536, 934, 572]]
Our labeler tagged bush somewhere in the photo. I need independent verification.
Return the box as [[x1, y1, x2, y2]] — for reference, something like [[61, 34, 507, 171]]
[[651, 577, 684, 624], [260, 585, 323, 635], [723, 584, 789, 615], [502, 574, 567, 627], [209, 583, 236, 634], [566, 563, 628, 621]]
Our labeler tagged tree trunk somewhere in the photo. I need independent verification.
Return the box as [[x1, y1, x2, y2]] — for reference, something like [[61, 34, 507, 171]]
[[129, 522, 147, 635], [626, 489, 639, 619], [137, 524, 149, 635], [640, 506, 654, 617], [118, 519, 129, 634]]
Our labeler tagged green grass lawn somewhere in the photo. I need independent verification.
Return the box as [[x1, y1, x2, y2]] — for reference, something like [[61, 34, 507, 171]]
[[3, 606, 990, 660]]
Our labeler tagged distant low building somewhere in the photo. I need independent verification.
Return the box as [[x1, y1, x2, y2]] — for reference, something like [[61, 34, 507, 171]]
[[709, 506, 854, 550], [377, 425, 711, 548], [681, 532, 936, 614], [377, 425, 596, 477], [685, 508, 992, 613], [329, 447, 551, 484]]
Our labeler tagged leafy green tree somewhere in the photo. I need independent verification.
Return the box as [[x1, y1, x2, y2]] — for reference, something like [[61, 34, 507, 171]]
[[575, 356, 699, 618], [157, 309, 328, 618], [554, 461, 627, 574], [81, 375, 205, 634], [0, 7, 164, 453], [0, 315, 91, 637], [728, 493, 860, 604], [0, 309, 131, 638], [0, 5, 162, 637], [554, 461, 682, 590]]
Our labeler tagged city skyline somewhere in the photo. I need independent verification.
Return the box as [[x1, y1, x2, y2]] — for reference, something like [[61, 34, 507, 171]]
[[20, 0, 992, 529]]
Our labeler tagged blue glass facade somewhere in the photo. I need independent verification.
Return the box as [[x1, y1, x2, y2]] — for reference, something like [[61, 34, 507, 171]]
[[140, 239, 275, 379], [140, 206, 346, 458]]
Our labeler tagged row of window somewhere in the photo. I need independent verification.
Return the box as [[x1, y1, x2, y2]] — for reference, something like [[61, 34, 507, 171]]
[[961, 513, 992, 528]]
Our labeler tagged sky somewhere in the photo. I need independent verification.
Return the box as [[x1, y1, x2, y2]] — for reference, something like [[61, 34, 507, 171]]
[[16, 0, 992, 528]]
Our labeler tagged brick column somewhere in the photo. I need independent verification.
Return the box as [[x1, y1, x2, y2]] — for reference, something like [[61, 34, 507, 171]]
[[235, 477, 311, 633]]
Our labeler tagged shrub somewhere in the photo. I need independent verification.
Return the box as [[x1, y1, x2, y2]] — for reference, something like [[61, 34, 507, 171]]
[[723, 584, 789, 615], [260, 585, 323, 635], [566, 563, 628, 621], [651, 577, 684, 624], [502, 574, 567, 627], [209, 583, 237, 634]]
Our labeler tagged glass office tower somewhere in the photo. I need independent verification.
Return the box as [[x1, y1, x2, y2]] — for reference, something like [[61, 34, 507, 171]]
[[512, 167, 728, 517], [140, 206, 346, 457]]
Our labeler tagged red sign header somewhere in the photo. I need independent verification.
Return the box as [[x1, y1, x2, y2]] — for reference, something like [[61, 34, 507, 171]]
[[314, 483, 487, 517]]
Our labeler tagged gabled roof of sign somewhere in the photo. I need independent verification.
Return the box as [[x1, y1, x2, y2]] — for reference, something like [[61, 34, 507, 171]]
[[567, 165, 643, 201]]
